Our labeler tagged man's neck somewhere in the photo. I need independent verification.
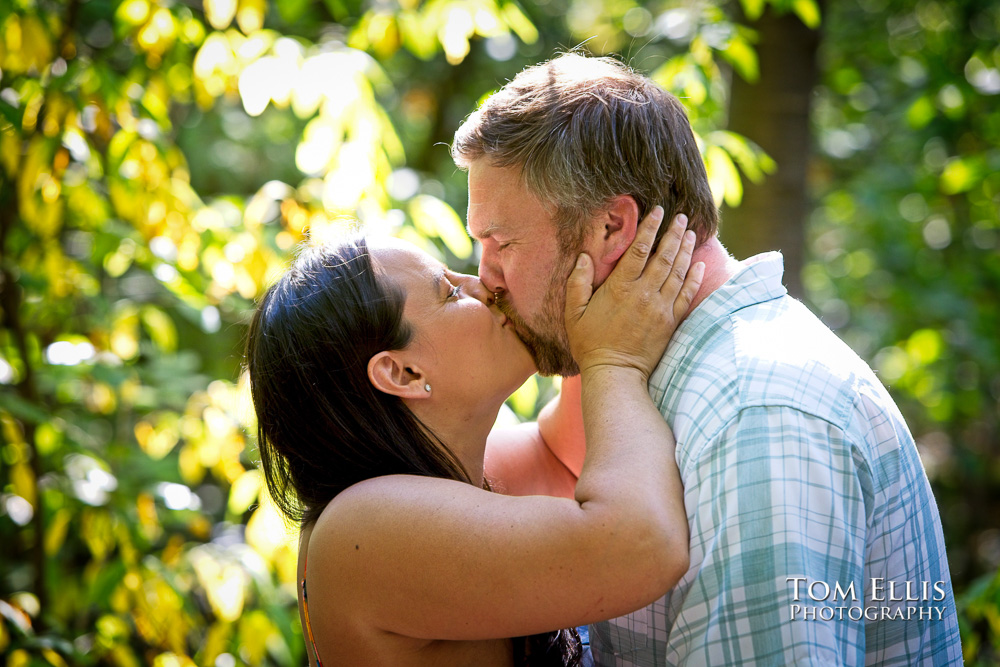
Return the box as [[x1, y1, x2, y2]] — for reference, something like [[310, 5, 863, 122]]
[[683, 236, 739, 320]]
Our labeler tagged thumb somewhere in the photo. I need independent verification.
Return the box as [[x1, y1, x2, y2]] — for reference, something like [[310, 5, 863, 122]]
[[564, 253, 594, 326]]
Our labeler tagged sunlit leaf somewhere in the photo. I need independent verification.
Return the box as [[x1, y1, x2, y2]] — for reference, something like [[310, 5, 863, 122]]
[[237, 610, 276, 665], [191, 548, 247, 623], [409, 194, 473, 259], [204, 0, 237, 30], [721, 32, 758, 83], [276, 0, 312, 25], [939, 157, 980, 194], [44, 508, 73, 556], [227, 468, 261, 515], [11, 463, 36, 508], [906, 95, 936, 129], [740, 0, 765, 21], [906, 328, 943, 365], [704, 144, 742, 207], [141, 305, 178, 352], [791, 0, 821, 29], [501, 2, 538, 44], [508, 375, 538, 418]]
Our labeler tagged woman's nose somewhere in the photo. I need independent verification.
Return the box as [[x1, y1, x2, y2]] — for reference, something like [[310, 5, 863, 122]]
[[461, 275, 495, 305]]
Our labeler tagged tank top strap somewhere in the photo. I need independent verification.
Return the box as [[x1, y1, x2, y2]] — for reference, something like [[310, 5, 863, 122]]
[[302, 555, 325, 667]]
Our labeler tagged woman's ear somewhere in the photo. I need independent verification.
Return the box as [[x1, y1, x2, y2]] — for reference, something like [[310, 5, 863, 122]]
[[368, 351, 429, 399]]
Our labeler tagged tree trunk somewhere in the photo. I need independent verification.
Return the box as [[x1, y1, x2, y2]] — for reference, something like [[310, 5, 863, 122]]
[[722, 6, 821, 299]]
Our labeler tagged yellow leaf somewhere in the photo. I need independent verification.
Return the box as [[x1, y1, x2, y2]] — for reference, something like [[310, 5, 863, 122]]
[[740, 0, 765, 21], [152, 653, 197, 667], [7, 649, 30, 667], [237, 611, 275, 666], [237, 0, 266, 34], [408, 194, 473, 259], [116, 0, 151, 27], [199, 622, 234, 667], [11, 463, 36, 508], [245, 496, 291, 562], [704, 145, 742, 208], [81, 509, 115, 562], [227, 468, 261, 515], [501, 2, 538, 44], [906, 328, 943, 365], [44, 508, 73, 556], [141, 305, 178, 352], [204, 0, 237, 30], [723, 35, 758, 83], [508, 375, 538, 417], [792, 0, 821, 29], [939, 158, 978, 195], [41, 648, 69, 667], [191, 549, 246, 623], [111, 305, 140, 360], [19, 15, 55, 74]]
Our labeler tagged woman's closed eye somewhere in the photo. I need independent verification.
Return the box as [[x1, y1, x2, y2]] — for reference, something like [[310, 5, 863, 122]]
[[447, 283, 462, 299]]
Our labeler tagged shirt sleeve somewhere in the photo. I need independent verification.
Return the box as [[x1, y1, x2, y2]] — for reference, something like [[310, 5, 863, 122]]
[[669, 404, 869, 666]]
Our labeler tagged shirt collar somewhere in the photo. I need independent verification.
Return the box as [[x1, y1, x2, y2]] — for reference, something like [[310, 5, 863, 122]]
[[649, 251, 787, 400]]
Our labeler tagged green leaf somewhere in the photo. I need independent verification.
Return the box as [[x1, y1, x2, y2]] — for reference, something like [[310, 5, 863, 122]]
[[791, 0, 821, 29], [721, 33, 759, 83], [939, 158, 980, 195], [276, 0, 311, 25], [906, 96, 936, 129], [0, 98, 22, 131], [740, 0, 766, 21]]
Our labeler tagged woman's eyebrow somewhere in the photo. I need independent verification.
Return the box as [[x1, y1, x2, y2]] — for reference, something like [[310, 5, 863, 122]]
[[431, 268, 446, 296]]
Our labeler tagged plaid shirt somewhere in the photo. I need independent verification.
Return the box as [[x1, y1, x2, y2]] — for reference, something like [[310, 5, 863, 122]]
[[591, 253, 962, 666]]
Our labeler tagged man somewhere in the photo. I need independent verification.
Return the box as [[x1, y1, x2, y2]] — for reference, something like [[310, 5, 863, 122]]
[[454, 53, 962, 665]]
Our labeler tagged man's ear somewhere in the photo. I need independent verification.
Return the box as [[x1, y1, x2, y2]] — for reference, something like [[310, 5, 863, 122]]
[[594, 195, 639, 266], [367, 351, 429, 399]]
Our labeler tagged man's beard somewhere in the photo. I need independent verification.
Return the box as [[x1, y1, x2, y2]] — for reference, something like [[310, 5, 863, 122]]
[[495, 250, 580, 377]]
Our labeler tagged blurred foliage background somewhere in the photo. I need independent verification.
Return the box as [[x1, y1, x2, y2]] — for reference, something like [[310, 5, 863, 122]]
[[0, 0, 997, 664]]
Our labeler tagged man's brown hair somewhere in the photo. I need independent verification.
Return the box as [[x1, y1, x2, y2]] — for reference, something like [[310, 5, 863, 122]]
[[452, 53, 719, 247]]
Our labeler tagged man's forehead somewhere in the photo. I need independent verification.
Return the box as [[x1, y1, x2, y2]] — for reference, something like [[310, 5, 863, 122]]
[[466, 163, 556, 237]]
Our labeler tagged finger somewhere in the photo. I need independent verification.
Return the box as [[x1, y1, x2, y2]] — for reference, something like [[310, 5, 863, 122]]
[[613, 206, 664, 283], [659, 228, 696, 297], [564, 253, 595, 326], [671, 261, 704, 322], [644, 213, 688, 285]]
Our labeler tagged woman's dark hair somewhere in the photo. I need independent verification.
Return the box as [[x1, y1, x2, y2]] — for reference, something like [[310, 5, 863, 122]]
[[245, 235, 581, 666], [246, 236, 473, 525]]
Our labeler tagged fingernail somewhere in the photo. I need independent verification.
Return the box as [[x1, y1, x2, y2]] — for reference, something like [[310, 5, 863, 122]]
[[675, 214, 688, 227], [576, 253, 588, 268], [653, 206, 664, 220]]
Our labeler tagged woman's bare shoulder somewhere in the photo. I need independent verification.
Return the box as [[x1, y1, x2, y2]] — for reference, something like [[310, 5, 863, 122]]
[[309, 474, 475, 550]]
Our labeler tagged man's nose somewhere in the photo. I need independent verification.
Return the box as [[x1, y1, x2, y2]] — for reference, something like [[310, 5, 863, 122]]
[[478, 250, 506, 296]]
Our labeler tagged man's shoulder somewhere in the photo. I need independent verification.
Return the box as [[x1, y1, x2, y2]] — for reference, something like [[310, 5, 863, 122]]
[[662, 294, 884, 440]]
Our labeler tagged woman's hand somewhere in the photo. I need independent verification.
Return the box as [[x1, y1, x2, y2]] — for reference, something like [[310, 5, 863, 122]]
[[564, 206, 704, 380]]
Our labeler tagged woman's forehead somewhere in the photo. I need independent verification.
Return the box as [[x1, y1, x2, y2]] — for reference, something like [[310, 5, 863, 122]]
[[368, 237, 437, 272]]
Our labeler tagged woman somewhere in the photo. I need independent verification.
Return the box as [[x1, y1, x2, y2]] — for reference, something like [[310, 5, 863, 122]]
[[245, 207, 703, 666]]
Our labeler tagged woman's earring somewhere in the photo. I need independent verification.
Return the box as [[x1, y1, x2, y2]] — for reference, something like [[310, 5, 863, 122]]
[[424, 384, 432, 393]]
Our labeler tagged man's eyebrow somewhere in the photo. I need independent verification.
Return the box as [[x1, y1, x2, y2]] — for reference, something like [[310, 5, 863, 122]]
[[467, 222, 500, 240]]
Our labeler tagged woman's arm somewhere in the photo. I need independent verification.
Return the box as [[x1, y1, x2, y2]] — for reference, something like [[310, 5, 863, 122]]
[[308, 208, 701, 641], [483, 374, 583, 498]]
